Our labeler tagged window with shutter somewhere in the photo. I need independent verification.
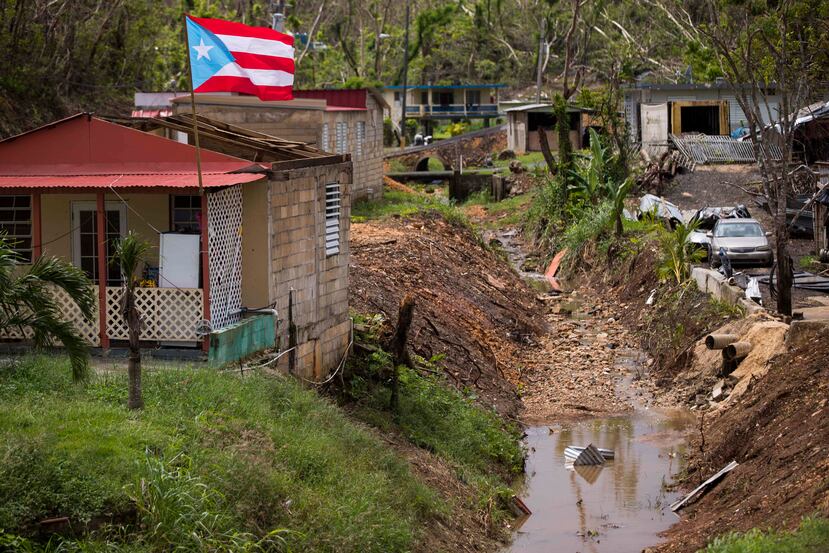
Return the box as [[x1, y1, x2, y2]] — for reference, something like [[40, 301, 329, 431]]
[[324, 183, 341, 256], [335, 122, 348, 154], [356, 121, 365, 158], [321, 123, 329, 151]]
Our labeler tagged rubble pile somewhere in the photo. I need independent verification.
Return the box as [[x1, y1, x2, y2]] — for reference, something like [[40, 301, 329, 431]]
[[519, 290, 663, 421]]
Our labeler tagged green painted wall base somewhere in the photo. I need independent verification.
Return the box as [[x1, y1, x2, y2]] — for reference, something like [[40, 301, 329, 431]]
[[208, 314, 276, 368]]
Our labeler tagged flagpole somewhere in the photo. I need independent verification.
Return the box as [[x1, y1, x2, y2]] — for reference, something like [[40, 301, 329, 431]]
[[184, 14, 205, 196]]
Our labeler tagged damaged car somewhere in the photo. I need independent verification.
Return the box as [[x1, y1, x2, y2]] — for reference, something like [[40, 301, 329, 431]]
[[688, 205, 752, 259]]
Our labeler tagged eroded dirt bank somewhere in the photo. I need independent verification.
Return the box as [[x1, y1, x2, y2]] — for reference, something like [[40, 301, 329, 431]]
[[351, 203, 828, 552], [350, 213, 542, 419]]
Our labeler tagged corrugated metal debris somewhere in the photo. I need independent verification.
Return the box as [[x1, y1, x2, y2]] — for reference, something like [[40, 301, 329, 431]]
[[670, 134, 782, 164], [670, 461, 739, 512], [565, 444, 614, 465], [759, 271, 829, 292]]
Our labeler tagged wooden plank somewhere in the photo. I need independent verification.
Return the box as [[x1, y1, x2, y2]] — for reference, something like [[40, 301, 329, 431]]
[[720, 100, 730, 135]]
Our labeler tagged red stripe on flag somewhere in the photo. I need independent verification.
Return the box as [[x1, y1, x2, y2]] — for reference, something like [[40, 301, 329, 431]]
[[196, 76, 294, 101], [231, 51, 295, 73], [188, 15, 294, 46]]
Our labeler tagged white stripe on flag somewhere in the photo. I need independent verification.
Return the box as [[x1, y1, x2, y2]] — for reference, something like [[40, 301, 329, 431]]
[[213, 63, 294, 86], [215, 34, 294, 59]]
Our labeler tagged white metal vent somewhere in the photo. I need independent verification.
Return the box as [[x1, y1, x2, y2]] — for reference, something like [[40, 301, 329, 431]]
[[324, 182, 341, 256], [335, 122, 348, 154], [356, 121, 365, 158], [321, 123, 329, 151]]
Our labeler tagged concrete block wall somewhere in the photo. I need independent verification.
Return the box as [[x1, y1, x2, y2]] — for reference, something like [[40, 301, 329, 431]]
[[174, 102, 323, 146], [322, 97, 384, 202], [269, 162, 352, 380]]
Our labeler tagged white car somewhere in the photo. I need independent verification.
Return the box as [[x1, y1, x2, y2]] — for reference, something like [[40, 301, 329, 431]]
[[708, 218, 774, 268]]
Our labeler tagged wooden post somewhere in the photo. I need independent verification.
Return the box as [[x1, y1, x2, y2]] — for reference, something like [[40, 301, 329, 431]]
[[96, 191, 109, 349], [288, 288, 297, 373], [184, 14, 206, 195], [32, 192, 42, 260], [200, 193, 211, 353]]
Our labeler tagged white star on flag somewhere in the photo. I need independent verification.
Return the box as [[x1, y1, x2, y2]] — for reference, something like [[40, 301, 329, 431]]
[[192, 38, 213, 61]]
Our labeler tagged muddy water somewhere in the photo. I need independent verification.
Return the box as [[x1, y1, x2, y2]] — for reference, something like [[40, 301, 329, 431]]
[[508, 410, 692, 553]]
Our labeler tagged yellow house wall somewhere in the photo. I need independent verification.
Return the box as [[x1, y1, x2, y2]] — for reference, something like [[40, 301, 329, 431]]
[[39, 193, 170, 267]]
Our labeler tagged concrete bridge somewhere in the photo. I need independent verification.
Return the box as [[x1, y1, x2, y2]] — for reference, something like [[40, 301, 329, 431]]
[[384, 124, 506, 171]]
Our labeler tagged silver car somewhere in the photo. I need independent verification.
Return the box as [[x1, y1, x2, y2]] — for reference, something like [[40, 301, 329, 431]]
[[708, 218, 774, 268]]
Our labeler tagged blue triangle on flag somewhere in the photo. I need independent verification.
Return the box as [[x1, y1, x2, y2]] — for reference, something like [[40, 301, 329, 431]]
[[186, 17, 236, 88]]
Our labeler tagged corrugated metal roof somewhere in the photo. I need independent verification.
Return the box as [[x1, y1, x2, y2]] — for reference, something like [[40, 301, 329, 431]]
[[384, 83, 507, 90], [0, 172, 265, 189], [0, 113, 268, 190], [0, 114, 257, 176], [293, 88, 368, 109], [505, 103, 587, 113]]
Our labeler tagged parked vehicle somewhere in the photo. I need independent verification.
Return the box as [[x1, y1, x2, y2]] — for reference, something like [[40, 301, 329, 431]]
[[688, 205, 752, 260], [708, 218, 774, 268]]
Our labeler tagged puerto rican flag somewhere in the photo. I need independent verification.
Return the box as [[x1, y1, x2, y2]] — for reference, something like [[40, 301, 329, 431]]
[[186, 15, 294, 101]]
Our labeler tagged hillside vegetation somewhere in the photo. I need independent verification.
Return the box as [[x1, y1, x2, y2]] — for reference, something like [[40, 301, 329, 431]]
[[0, 0, 697, 137], [0, 355, 521, 552]]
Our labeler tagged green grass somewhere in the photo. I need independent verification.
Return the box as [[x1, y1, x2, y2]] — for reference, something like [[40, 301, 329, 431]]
[[0, 356, 442, 552], [352, 189, 441, 221], [701, 517, 829, 553], [491, 151, 546, 169], [344, 341, 524, 532]]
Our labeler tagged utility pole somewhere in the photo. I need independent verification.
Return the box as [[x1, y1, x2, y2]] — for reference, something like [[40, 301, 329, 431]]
[[399, 0, 410, 148], [535, 18, 546, 104], [271, 0, 286, 32]]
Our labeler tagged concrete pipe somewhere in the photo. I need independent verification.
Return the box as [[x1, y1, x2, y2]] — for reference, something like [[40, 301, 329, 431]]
[[705, 333, 739, 350], [724, 341, 752, 361]]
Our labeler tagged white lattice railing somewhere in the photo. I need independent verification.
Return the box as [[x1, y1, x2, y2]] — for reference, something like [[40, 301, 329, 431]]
[[1, 286, 203, 345], [106, 287, 204, 342], [0, 286, 101, 346], [207, 185, 244, 330]]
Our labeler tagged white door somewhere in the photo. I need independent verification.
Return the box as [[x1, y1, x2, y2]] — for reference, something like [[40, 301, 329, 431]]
[[71, 201, 127, 285], [640, 103, 669, 156]]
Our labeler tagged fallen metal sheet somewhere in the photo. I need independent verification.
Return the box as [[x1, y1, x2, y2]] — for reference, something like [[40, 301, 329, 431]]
[[564, 444, 611, 465], [670, 460, 739, 512], [759, 271, 829, 292], [639, 194, 684, 224], [572, 464, 604, 484]]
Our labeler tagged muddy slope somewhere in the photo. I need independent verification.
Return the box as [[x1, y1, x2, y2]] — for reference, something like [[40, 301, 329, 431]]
[[350, 213, 543, 418], [656, 327, 829, 551]]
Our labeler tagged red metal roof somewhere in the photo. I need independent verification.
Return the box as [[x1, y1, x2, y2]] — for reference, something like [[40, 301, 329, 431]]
[[0, 114, 265, 189], [0, 173, 264, 190], [293, 89, 368, 110]]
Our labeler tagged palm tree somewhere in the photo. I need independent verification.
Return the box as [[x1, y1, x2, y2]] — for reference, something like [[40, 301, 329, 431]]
[[112, 231, 150, 410], [609, 178, 633, 237], [0, 236, 96, 380], [656, 221, 705, 285]]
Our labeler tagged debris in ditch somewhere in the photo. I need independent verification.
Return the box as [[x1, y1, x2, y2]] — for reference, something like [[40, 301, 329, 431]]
[[545, 249, 567, 292], [670, 460, 739, 512], [509, 495, 532, 517], [711, 379, 726, 401], [645, 289, 657, 306], [565, 444, 613, 465], [573, 464, 604, 484], [745, 277, 762, 304]]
